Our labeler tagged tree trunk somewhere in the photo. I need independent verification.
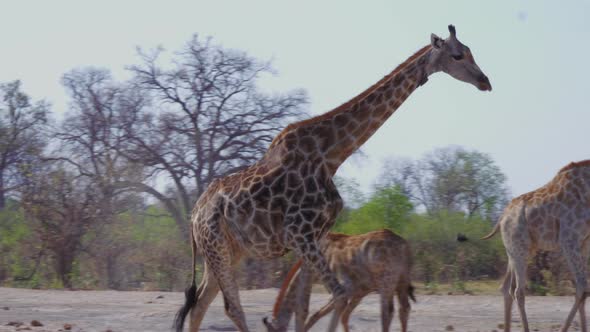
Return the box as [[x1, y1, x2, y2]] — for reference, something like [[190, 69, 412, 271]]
[[56, 249, 74, 289], [0, 174, 5, 210]]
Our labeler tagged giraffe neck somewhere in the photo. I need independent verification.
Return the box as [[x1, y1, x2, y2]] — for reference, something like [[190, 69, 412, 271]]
[[272, 45, 437, 175]]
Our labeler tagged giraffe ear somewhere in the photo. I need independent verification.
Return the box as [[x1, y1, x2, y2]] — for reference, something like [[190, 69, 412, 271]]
[[431, 33, 444, 49]]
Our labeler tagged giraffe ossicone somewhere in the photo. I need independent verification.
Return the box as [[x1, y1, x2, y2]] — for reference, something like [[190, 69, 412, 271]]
[[174, 24, 492, 332]]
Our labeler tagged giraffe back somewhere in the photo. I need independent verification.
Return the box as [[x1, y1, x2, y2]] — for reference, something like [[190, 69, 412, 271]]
[[322, 229, 412, 292], [499, 161, 590, 252]]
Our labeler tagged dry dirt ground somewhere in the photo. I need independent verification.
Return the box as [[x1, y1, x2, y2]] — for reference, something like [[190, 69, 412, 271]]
[[0, 287, 584, 332]]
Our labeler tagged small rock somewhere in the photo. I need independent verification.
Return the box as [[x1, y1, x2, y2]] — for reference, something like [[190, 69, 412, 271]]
[[31, 320, 43, 327], [155, 295, 164, 299], [497, 323, 505, 329], [16, 327, 31, 331], [7, 321, 24, 327], [64, 323, 73, 330], [445, 325, 454, 331], [105, 330, 114, 332], [2, 306, 9, 310]]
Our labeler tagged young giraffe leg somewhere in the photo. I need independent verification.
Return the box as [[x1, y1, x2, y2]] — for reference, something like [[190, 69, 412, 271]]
[[560, 237, 589, 332], [303, 293, 364, 332], [397, 283, 412, 332], [340, 294, 364, 332], [304, 297, 335, 331], [379, 288, 396, 332], [188, 264, 220, 331]]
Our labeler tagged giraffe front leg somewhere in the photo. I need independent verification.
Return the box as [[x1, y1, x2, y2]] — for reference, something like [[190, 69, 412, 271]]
[[294, 266, 313, 332], [291, 241, 347, 332]]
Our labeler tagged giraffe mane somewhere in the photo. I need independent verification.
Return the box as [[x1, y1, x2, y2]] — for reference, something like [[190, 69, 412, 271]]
[[269, 44, 433, 147], [558, 159, 590, 173]]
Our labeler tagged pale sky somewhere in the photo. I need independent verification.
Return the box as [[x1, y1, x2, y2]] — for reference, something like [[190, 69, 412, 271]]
[[1, 1, 589, 199]]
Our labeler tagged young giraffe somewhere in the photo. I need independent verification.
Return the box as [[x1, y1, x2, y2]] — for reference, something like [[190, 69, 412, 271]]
[[483, 160, 590, 332], [174, 25, 492, 332], [264, 230, 415, 332]]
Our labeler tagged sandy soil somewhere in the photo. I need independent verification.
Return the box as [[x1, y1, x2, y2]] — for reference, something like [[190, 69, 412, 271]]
[[0, 287, 583, 332]]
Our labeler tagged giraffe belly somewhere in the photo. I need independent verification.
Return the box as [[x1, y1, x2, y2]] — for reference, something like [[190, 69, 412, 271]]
[[243, 227, 289, 259]]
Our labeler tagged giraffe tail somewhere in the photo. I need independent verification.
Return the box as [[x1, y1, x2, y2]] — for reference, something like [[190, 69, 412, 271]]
[[481, 222, 501, 240], [173, 227, 199, 332], [272, 259, 303, 319], [408, 284, 417, 302]]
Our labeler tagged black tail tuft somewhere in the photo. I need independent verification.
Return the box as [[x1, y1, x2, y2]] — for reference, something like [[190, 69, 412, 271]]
[[456, 233, 469, 242], [173, 284, 198, 332], [408, 284, 417, 302]]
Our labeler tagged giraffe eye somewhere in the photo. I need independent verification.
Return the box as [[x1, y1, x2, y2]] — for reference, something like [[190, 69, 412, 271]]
[[452, 54, 463, 61]]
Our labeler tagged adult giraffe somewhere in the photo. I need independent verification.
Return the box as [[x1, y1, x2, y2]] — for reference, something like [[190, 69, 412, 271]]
[[174, 25, 492, 332], [483, 160, 590, 332]]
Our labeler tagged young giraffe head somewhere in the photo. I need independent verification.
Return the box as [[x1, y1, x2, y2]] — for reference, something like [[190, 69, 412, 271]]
[[429, 25, 492, 91]]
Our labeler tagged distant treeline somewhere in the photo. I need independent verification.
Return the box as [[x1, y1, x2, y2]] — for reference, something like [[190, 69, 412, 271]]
[[0, 34, 567, 295]]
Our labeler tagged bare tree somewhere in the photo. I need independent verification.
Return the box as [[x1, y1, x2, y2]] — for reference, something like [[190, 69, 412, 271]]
[[21, 167, 98, 288], [48, 68, 146, 287], [0, 80, 49, 209], [121, 35, 308, 234], [381, 146, 510, 220]]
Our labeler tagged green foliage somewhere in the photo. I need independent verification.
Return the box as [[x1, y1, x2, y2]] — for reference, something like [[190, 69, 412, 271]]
[[400, 212, 506, 285], [334, 184, 506, 289], [0, 202, 39, 287], [334, 185, 412, 234], [96, 205, 190, 290]]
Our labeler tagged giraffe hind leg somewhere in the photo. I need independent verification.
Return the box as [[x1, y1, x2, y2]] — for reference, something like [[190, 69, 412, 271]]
[[560, 237, 589, 332], [500, 262, 516, 332], [341, 294, 364, 332], [511, 252, 530, 332], [199, 225, 249, 331], [379, 287, 395, 332], [397, 284, 412, 332], [188, 264, 220, 332]]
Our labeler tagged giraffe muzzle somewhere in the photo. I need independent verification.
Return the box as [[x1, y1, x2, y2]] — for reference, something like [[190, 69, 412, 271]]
[[477, 75, 492, 91]]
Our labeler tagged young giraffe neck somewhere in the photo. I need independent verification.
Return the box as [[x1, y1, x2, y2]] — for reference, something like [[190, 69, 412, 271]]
[[272, 45, 435, 175]]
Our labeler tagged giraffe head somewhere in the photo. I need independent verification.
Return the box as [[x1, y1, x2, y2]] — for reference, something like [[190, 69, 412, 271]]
[[429, 25, 492, 91]]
